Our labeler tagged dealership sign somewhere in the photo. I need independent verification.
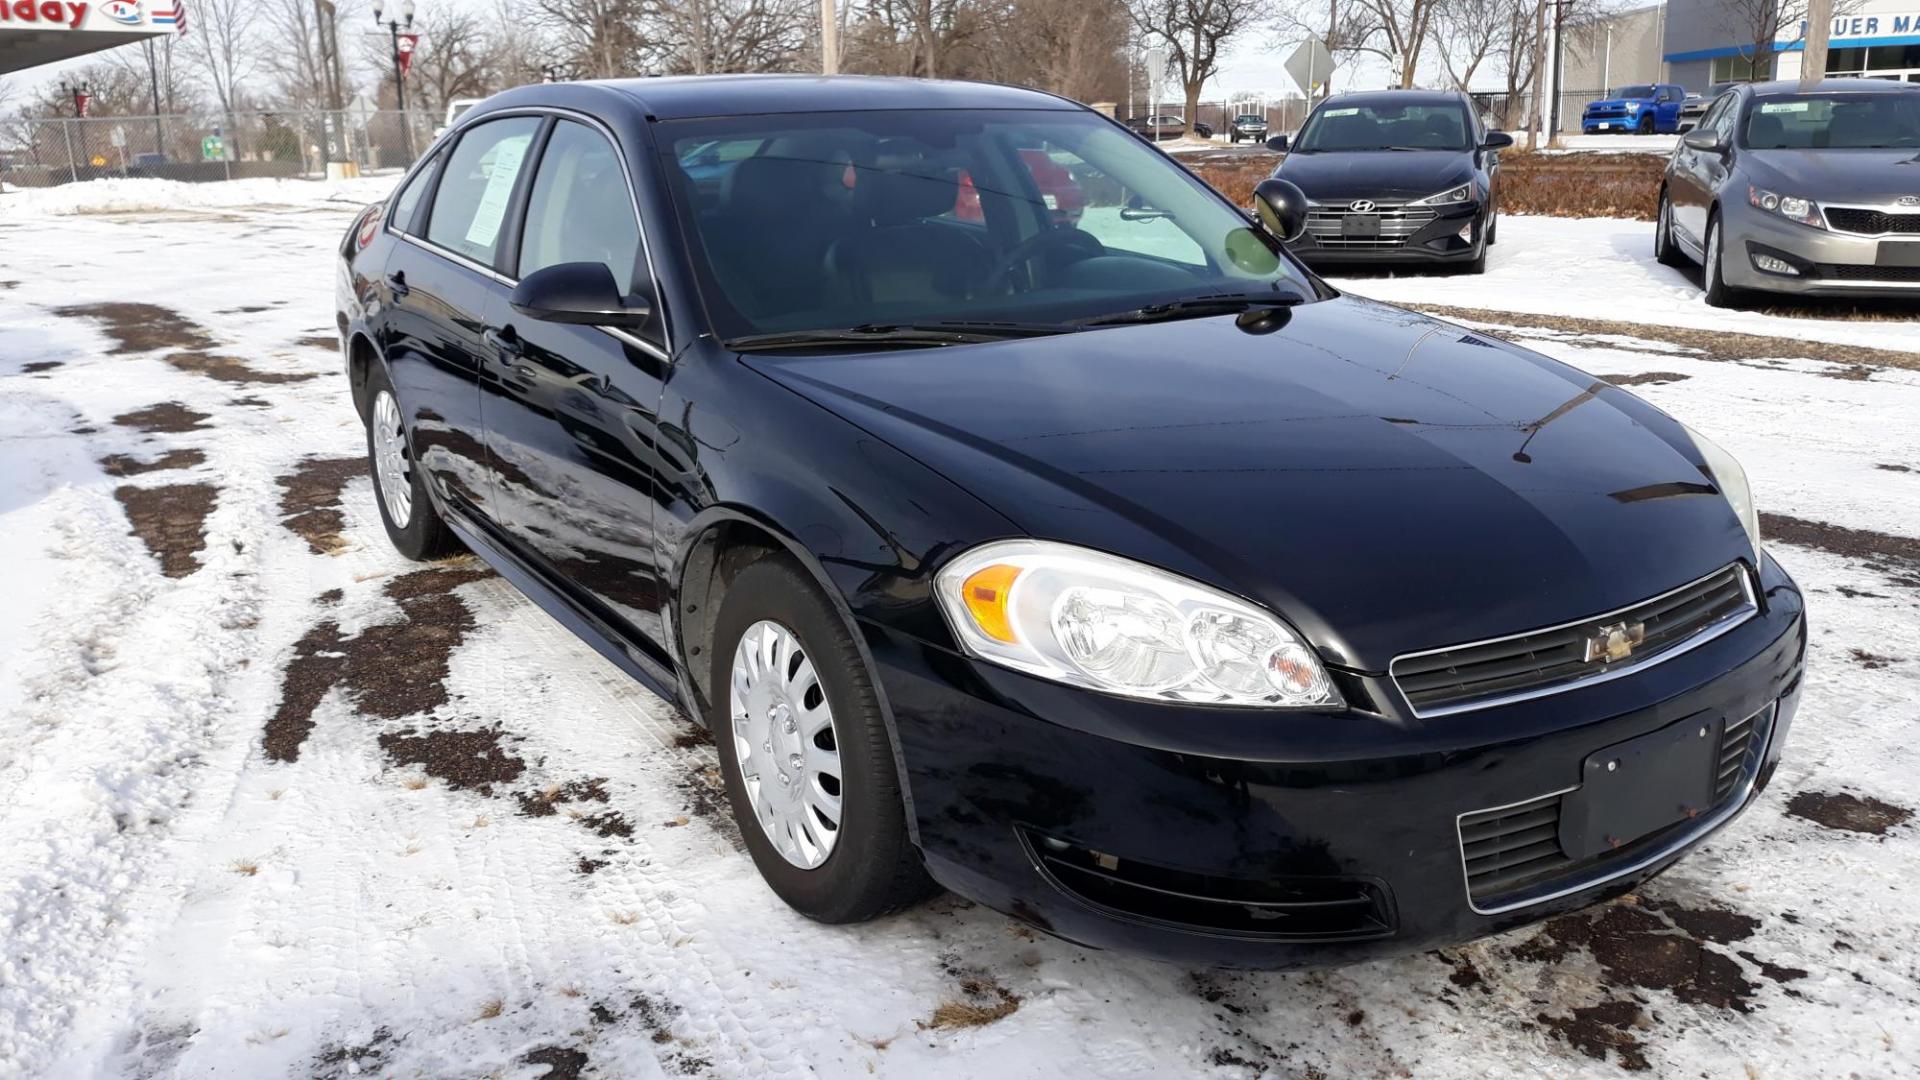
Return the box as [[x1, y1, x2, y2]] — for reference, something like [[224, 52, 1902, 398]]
[[0, 1, 94, 30], [1781, 10, 1920, 41]]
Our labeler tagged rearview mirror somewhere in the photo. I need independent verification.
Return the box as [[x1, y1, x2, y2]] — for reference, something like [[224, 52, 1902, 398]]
[[1482, 131, 1514, 151], [1682, 128, 1726, 153], [509, 262, 651, 328], [1265, 134, 1289, 152], [1252, 178, 1310, 243]]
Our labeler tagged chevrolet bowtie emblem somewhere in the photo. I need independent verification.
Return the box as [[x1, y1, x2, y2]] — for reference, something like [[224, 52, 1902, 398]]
[[1585, 620, 1646, 663]]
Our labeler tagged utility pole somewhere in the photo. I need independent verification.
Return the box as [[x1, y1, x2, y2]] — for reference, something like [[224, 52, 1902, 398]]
[[820, 0, 839, 74], [1548, 0, 1568, 147], [143, 38, 165, 156], [372, 0, 417, 159], [1801, 0, 1834, 87], [1527, 0, 1547, 150]]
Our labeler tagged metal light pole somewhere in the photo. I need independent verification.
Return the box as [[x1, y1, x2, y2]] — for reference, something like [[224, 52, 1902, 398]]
[[373, 0, 417, 158], [820, 0, 839, 74], [1801, 0, 1834, 88]]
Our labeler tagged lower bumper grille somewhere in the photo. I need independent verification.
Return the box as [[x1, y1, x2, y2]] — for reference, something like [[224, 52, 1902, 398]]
[[1818, 263, 1920, 284], [1026, 832, 1394, 940], [1458, 703, 1774, 911]]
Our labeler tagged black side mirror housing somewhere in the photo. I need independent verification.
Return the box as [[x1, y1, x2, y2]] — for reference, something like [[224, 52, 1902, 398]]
[[1252, 178, 1310, 243], [509, 262, 651, 328], [1682, 128, 1727, 153], [1482, 131, 1515, 151], [1265, 134, 1289, 152]]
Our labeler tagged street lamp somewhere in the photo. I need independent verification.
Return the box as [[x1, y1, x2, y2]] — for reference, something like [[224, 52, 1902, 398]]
[[372, 0, 417, 157], [60, 80, 92, 118]]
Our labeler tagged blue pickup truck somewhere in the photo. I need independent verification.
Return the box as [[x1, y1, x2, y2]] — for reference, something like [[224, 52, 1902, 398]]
[[1582, 83, 1687, 134]]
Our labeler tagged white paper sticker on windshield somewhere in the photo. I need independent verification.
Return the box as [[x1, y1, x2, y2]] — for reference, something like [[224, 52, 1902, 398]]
[[1324, 108, 1360, 117], [1759, 101, 1811, 114], [464, 134, 531, 248]]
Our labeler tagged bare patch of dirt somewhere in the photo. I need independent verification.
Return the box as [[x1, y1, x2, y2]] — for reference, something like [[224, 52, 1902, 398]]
[[926, 956, 1022, 1030], [377, 728, 526, 794], [1785, 790, 1912, 835], [115, 483, 217, 578], [275, 455, 366, 554], [1512, 901, 1766, 1014], [1879, 463, 1913, 473], [521, 1046, 589, 1080], [517, 777, 610, 818], [263, 563, 494, 762], [295, 334, 339, 350], [1414, 304, 1920, 371], [21, 361, 61, 373], [54, 302, 216, 353], [99, 448, 206, 477], [1760, 513, 1920, 588], [1600, 371, 1690, 386], [113, 401, 210, 433], [314, 1027, 395, 1079], [577, 856, 610, 876], [1537, 1000, 1652, 1072], [163, 351, 318, 385], [1850, 648, 1897, 669]]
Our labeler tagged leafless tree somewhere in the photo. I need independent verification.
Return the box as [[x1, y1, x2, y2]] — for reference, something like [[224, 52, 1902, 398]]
[[393, 2, 498, 111], [1714, 0, 1861, 80], [533, 0, 651, 77], [1346, 0, 1440, 87], [646, 0, 814, 74], [842, 0, 979, 78], [1431, 0, 1507, 90], [182, 0, 261, 152], [972, 0, 1130, 103], [1127, 0, 1271, 134]]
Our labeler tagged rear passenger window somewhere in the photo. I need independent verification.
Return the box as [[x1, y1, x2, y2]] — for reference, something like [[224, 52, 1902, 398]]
[[389, 151, 438, 233], [517, 120, 642, 292], [426, 116, 542, 266]]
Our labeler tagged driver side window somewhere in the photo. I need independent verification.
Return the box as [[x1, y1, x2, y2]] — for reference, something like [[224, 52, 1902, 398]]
[[1031, 141, 1206, 267]]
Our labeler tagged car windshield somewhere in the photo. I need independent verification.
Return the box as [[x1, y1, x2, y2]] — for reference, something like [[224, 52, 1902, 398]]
[[660, 108, 1312, 342], [1614, 85, 1656, 99], [1293, 103, 1470, 152], [1744, 92, 1920, 149]]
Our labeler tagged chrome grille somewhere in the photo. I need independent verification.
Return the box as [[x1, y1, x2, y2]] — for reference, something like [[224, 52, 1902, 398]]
[[1392, 565, 1757, 717], [1459, 791, 1573, 901], [1304, 202, 1437, 249], [1715, 709, 1760, 802]]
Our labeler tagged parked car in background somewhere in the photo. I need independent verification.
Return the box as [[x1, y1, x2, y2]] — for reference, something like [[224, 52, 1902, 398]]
[[1126, 114, 1211, 141], [1583, 83, 1687, 134], [1230, 114, 1269, 143], [1679, 82, 1736, 129], [1268, 89, 1511, 273], [337, 74, 1802, 969], [1658, 79, 1920, 306], [433, 97, 485, 139]]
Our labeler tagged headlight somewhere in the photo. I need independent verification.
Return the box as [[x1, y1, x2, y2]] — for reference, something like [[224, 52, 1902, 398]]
[[1748, 185, 1824, 229], [1410, 183, 1472, 207], [1683, 426, 1762, 564], [934, 539, 1343, 709], [1625, 101, 1643, 112]]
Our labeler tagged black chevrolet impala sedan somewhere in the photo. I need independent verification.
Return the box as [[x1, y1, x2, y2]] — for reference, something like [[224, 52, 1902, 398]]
[[335, 75, 1805, 968]]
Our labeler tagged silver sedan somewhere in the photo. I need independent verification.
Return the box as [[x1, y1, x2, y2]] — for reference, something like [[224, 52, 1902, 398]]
[[1655, 78, 1920, 306]]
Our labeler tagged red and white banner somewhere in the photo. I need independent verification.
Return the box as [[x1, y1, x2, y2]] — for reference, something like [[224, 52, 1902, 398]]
[[396, 32, 419, 77]]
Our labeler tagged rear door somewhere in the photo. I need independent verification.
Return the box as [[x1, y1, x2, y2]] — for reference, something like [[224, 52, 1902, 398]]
[[380, 114, 543, 525], [480, 117, 675, 646]]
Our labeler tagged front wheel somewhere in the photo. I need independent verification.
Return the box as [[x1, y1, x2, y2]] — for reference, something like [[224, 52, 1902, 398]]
[[1638, 115, 1655, 135], [1702, 212, 1744, 308], [710, 557, 936, 923]]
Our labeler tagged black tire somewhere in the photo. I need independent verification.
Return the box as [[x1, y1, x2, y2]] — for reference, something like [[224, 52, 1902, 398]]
[[1638, 114, 1655, 135], [1654, 189, 1687, 268], [709, 557, 936, 923], [1701, 211, 1744, 309], [362, 363, 462, 561], [1486, 207, 1499, 246]]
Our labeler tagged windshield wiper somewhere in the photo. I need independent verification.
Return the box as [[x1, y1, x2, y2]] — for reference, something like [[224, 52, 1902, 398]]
[[725, 321, 1072, 352], [1072, 292, 1310, 328]]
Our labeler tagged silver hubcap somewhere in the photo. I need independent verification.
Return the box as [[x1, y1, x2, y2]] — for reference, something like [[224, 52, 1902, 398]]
[[372, 390, 414, 527], [1707, 222, 1721, 289], [729, 620, 843, 869]]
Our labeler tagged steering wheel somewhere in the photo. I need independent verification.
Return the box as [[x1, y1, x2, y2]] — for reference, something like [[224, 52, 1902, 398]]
[[983, 228, 1106, 294]]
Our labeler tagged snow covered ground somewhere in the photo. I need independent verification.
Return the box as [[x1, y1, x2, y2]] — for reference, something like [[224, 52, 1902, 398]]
[[1, 182, 1917, 1079]]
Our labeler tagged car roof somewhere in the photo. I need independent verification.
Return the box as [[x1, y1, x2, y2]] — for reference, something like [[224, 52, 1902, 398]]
[[590, 74, 1079, 119], [1321, 89, 1465, 108], [1744, 78, 1920, 96]]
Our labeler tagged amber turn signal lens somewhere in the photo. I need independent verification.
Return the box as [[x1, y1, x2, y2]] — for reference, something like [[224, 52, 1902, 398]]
[[961, 563, 1023, 643]]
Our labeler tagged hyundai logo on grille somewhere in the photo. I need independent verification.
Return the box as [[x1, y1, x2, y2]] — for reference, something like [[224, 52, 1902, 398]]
[[1900, 196, 1920, 207], [1349, 199, 1378, 213]]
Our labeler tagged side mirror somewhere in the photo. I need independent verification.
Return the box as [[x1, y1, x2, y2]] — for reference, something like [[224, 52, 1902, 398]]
[[1482, 131, 1514, 151], [1265, 134, 1289, 152], [1252, 177, 1310, 243], [509, 261, 650, 327], [1682, 128, 1726, 153]]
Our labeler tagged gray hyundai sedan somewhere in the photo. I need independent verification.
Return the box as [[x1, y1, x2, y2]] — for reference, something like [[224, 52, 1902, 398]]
[[1656, 79, 1920, 306]]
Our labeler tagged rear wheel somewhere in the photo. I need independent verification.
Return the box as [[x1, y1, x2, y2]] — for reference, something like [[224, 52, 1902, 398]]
[[710, 557, 936, 923], [1655, 189, 1687, 268], [363, 365, 461, 561]]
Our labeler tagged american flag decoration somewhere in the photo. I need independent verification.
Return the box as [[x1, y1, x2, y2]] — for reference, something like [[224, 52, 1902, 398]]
[[151, 0, 187, 34]]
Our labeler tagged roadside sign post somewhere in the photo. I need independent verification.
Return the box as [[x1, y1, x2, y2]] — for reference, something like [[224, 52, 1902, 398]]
[[1285, 38, 1334, 105]]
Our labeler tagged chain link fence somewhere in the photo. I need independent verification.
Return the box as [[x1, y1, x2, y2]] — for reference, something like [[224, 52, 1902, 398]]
[[0, 109, 437, 187]]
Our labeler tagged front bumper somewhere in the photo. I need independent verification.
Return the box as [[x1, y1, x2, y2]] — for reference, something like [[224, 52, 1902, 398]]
[[868, 554, 1805, 968], [1583, 111, 1644, 133], [1288, 200, 1483, 265], [1722, 201, 1920, 296]]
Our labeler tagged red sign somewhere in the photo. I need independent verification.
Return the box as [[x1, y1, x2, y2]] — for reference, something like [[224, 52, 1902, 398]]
[[0, 1, 91, 29], [396, 32, 419, 78], [73, 89, 90, 116]]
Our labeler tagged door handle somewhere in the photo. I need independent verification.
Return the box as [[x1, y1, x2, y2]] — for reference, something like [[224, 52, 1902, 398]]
[[385, 270, 409, 297]]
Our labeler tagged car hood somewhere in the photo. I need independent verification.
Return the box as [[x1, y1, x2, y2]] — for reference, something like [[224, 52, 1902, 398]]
[[1276, 151, 1475, 203], [1742, 147, 1920, 202], [747, 298, 1751, 671]]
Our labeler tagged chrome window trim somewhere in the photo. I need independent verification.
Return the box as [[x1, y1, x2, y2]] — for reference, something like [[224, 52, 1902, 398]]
[[383, 104, 674, 363], [1457, 703, 1775, 915], [1391, 563, 1759, 719]]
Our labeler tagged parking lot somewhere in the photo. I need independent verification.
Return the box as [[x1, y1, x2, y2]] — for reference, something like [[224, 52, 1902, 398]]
[[1, 181, 1917, 1078]]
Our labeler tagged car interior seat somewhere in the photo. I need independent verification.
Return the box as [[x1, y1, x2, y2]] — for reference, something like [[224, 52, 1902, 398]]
[[824, 139, 991, 308]]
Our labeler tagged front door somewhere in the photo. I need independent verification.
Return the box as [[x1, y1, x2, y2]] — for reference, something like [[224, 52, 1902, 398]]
[[382, 114, 543, 523], [480, 118, 674, 647]]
